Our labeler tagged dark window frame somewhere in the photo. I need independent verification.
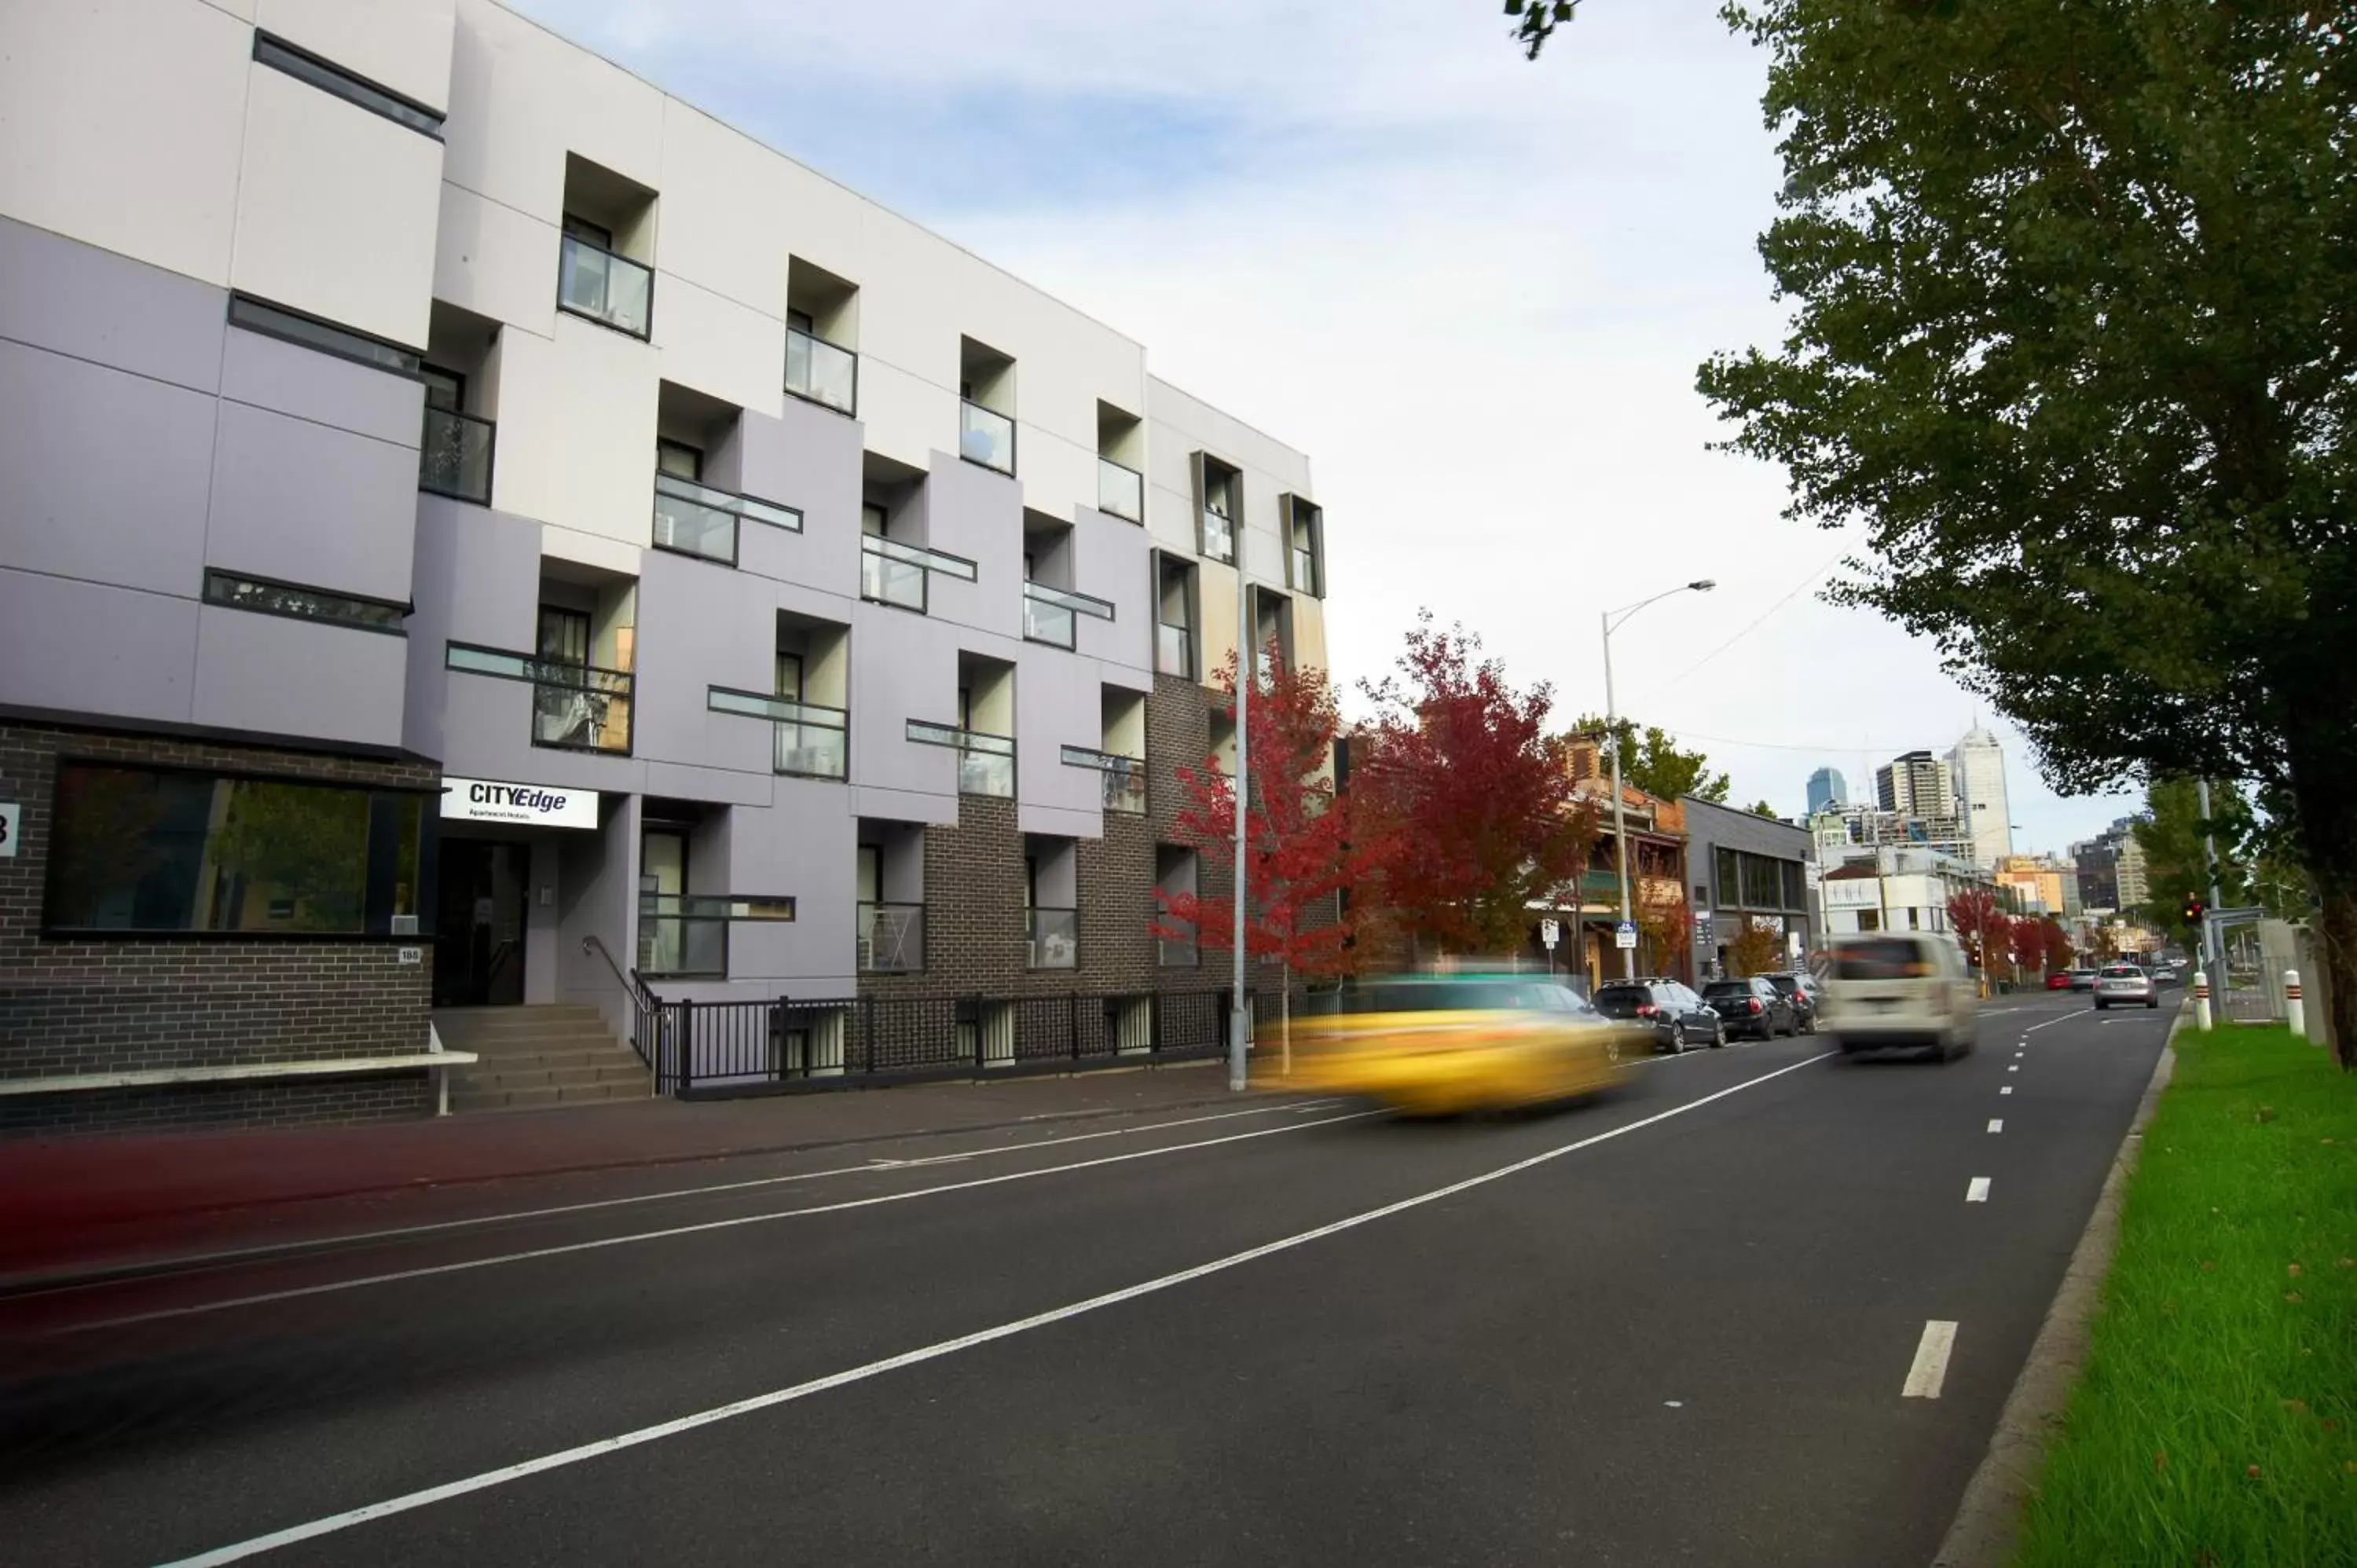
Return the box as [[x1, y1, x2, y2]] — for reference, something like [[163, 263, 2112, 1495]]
[[253, 31, 446, 141], [42, 757, 438, 942], [228, 293, 422, 378], [203, 570, 410, 636]]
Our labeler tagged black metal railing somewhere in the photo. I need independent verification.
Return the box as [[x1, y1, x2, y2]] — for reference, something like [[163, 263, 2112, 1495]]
[[642, 985, 1301, 1097], [420, 406, 494, 503], [580, 934, 659, 1077]]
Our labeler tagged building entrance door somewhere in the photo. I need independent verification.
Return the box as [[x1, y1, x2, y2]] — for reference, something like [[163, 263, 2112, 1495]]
[[435, 840, 530, 1006]]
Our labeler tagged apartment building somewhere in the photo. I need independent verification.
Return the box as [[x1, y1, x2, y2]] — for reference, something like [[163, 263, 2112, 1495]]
[[0, 0, 1329, 1131]]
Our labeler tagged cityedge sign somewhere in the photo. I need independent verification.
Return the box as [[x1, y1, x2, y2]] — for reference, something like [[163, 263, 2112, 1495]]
[[441, 776, 599, 830]]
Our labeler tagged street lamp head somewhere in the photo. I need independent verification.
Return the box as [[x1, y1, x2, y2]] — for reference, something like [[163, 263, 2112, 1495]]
[[1689, 579, 1717, 592]]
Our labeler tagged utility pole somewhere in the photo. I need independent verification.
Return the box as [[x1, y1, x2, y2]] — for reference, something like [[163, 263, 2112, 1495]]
[[1229, 562, 1251, 1094]]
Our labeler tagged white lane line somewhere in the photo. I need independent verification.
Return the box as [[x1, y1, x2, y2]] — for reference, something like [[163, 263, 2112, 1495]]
[[2007, 1064, 2020, 1073], [161, 1051, 1839, 1566], [1966, 1177, 1992, 1203], [61, 1109, 1381, 1335], [2024, 1013, 2082, 1035], [2000, 1086, 2014, 1096], [1986, 1119, 2003, 1134], [1901, 1320, 1959, 1398], [8, 1100, 1340, 1300]]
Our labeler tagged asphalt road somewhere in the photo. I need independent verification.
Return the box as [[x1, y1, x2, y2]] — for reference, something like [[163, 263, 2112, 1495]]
[[0, 993, 2172, 1566]]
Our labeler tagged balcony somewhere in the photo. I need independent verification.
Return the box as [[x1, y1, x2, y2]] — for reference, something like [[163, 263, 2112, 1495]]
[[1201, 507, 1235, 563], [447, 643, 633, 754], [907, 720, 1014, 797], [857, 901, 924, 973], [1021, 581, 1116, 650], [784, 325, 858, 416], [1097, 456, 1143, 522], [708, 687, 848, 780], [1157, 931, 1198, 968], [653, 472, 802, 567], [639, 893, 728, 978], [557, 232, 652, 339], [1293, 547, 1318, 595], [1060, 745, 1146, 815], [860, 534, 977, 614], [1027, 907, 1079, 970], [959, 399, 1015, 474], [419, 406, 494, 504], [1157, 622, 1193, 679]]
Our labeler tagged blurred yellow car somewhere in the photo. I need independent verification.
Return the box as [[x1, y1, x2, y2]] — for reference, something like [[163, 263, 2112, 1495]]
[[1289, 974, 1641, 1115]]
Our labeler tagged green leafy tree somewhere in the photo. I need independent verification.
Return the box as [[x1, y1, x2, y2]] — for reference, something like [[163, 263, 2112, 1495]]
[[1749, 800, 1779, 819], [1666, 2, 2357, 1067], [2134, 779, 2253, 950], [1571, 716, 1732, 804]]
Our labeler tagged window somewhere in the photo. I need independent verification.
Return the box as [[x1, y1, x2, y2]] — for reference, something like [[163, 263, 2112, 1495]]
[[657, 439, 702, 481], [1195, 455, 1238, 564], [46, 763, 428, 937], [421, 366, 464, 411], [228, 294, 420, 376], [252, 32, 445, 140], [558, 215, 653, 339], [539, 606, 590, 666], [203, 570, 406, 635], [1284, 494, 1325, 598]]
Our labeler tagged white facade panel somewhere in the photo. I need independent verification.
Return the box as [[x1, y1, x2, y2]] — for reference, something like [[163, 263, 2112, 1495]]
[[0, 0, 248, 288], [492, 317, 659, 542], [255, 0, 456, 112], [190, 604, 409, 746], [854, 358, 956, 477], [656, 101, 792, 318], [229, 64, 444, 348], [432, 181, 557, 336], [654, 273, 784, 417], [441, 0, 663, 226]]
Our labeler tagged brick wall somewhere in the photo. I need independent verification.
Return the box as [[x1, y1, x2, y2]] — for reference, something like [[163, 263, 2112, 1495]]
[[0, 720, 440, 1135], [855, 675, 1289, 1007]]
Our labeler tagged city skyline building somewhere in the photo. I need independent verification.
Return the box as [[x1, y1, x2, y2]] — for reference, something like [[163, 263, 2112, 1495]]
[[1948, 722, 2012, 870], [1805, 766, 1848, 815]]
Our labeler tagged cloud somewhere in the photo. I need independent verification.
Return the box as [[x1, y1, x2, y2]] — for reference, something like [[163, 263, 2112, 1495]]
[[507, 0, 2143, 850]]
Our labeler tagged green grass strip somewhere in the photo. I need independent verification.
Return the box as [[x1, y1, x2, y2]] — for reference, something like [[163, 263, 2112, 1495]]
[[2014, 1025, 2356, 1566]]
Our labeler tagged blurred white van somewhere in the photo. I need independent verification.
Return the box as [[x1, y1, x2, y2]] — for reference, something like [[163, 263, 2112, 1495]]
[[1819, 932, 1978, 1061]]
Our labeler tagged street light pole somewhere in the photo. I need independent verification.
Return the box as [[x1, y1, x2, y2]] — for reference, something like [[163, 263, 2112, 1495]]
[[1601, 580, 1715, 982], [1230, 560, 1251, 1093]]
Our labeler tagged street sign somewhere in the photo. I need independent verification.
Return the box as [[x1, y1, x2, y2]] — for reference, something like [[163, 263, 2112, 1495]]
[[1540, 918, 1560, 950], [1615, 920, 1637, 951], [0, 802, 16, 858]]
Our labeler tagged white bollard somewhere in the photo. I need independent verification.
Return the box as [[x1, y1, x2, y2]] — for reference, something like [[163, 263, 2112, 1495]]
[[2193, 969, 2213, 1032], [2286, 969, 2305, 1041]]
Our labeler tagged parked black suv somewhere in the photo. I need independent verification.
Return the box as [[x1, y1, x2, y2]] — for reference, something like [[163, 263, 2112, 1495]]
[[1702, 976, 1797, 1040], [1764, 973, 1823, 1035], [1593, 979, 1726, 1053]]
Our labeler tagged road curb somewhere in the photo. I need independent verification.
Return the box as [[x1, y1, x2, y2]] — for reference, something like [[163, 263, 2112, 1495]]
[[1929, 1006, 2183, 1568]]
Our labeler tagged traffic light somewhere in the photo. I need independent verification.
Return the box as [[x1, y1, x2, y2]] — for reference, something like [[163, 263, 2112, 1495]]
[[2183, 893, 2206, 925]]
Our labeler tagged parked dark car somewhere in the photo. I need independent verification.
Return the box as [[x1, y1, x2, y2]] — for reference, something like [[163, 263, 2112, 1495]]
[[1702, 976, 1795, 1040], [1764, 973, 1823, 1035], [1593, 979, 1726, 1053]]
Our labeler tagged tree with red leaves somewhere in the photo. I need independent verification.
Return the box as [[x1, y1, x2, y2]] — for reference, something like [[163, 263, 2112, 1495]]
[[1947, 886, 2010, 980], [1350, 613, 1596, 961], [1153, 647, 1373, 1071], [2011, 914, 2073, 981]]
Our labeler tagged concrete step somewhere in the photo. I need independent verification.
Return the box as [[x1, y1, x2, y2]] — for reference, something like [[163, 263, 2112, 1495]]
[[471, 1061, 650, 1090], [461, 1046, 643, 1071], [460, 1031, 635, 1056], [447, 1079, 650, 1112]]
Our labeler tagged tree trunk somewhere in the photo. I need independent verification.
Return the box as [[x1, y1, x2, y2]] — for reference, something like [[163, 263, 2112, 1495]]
[[2315, 874, 2357, 1072], [2289, 733, 2357, 1071]]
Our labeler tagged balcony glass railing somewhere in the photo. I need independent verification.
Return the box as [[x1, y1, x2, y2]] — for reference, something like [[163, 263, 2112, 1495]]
[[1098, 456, 1143, 521], [1061, 745, 1146, 815], [447, 643, 634, 754], [653, 473, 801, 567], [907, 720, 1014, 797], [860, 534, 977, 614], [1157, 931, 1198, 968], [1201, 507, 1235, 562], [1027, 907, 1079, 970], [959, 399, 1015, 474], [639, 893, 729, 978], [1293, 548, 1318, 596], [419, 406, 494, 504], [707, 687, 849, 779], [1157, 622, 1193, 678], [784, 327, 857, 416], [557, 233, 652, 339], [1021, 581, 1116, 650], [857, 902, 924, 973]]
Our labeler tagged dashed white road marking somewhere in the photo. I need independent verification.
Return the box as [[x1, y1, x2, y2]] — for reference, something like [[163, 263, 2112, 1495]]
[[1987, 1119, 2003, 1134], [1966, 1177, 1992, 1203], [2007, 1064, 2020, 1073], [160, 1052, 1841, 1565], [1901, 1319, 1959, 1398], [2000, 1086, 2014, 1096]]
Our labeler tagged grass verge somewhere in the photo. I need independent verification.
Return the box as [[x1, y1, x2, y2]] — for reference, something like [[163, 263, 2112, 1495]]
[[2014, 1025, 2355, 1566]]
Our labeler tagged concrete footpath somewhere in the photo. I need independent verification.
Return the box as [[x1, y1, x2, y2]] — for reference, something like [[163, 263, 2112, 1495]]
[[0, 1062, 1240, 1276]]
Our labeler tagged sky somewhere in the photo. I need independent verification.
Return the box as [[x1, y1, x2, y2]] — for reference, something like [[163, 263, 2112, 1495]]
[[509, 0, 2144, 855]]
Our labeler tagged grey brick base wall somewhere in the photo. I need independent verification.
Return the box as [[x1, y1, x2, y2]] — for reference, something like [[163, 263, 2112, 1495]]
[[0, 720, 440, 1136]]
